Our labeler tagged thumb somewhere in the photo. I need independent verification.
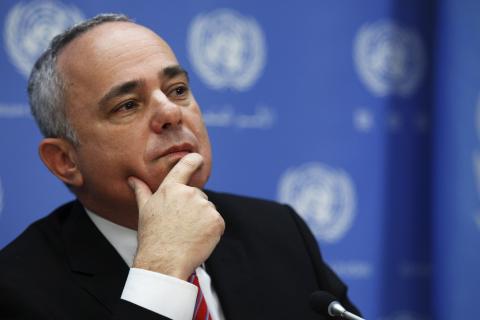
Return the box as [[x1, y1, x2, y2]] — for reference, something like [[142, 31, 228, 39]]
[[162, 153, 204, 186], [128, 176, 152, 209]]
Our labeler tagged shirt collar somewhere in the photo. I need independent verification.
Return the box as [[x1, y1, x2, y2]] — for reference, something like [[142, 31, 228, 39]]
[[85, 208, 138, 267]]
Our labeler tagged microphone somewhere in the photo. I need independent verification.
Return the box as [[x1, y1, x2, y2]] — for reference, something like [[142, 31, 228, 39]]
[[309, 291, 365, 320]]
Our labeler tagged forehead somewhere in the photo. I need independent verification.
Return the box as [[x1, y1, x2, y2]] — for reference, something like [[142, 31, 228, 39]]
[[57, 21, 179, 92]]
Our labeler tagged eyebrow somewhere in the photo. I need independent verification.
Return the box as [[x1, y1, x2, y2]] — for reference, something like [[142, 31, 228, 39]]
[[98, 79, 145, 108], [98, 65, 189, 108], [161, 65, 189, 81]]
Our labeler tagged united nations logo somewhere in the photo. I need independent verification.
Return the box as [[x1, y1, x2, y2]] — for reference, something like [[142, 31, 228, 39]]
[[4, 0, 84, 77], [187, 9, 266, 91], [278, 163, 356, 242], [354, 20, 426, 97]]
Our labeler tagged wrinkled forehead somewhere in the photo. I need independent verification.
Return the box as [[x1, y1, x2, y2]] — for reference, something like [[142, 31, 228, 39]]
[[56, 21, 178, 80], [54, 21, 181, 107]]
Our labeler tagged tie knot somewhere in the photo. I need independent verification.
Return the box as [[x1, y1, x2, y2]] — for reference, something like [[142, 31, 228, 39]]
[[189, 272, 199, 285]]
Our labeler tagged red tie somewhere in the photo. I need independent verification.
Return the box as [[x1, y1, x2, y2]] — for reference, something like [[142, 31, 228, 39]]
[[189, 273, 212, 320]]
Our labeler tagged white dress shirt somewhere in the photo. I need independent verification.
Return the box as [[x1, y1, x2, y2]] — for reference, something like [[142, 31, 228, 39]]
[[86, 209, 226, 320]]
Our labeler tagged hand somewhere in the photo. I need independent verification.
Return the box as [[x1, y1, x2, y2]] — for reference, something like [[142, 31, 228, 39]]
[[128, 153, 225, 280]]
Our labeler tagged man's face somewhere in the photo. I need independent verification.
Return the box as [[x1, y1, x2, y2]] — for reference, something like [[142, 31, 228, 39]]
[[57, 22, 212, 220]]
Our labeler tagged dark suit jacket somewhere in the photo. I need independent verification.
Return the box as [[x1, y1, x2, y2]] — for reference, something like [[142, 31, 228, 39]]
[[0, 190, 359, 319]]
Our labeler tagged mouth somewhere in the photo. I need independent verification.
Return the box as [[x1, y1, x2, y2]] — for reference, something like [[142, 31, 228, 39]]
[[158, 143, 195, 161]]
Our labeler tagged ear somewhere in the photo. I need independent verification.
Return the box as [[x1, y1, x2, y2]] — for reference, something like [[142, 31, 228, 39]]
[[38, 138, 84, 187]]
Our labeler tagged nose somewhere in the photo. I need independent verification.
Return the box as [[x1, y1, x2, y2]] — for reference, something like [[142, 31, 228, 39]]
[[150, 89, 182, 133]]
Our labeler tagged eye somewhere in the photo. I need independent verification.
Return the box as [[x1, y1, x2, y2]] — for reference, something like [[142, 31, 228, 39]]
[[169, 85, 189, 98], [114, 100, 139, 112]]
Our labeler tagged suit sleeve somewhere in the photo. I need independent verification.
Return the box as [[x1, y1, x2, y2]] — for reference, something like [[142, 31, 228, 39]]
[[0, 281, 172, 320], [113, 300, 172, 320], [284, 204, 362, 317]]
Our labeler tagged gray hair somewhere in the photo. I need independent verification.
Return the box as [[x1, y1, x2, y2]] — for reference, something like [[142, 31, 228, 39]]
[[28, 13, 131, 145]]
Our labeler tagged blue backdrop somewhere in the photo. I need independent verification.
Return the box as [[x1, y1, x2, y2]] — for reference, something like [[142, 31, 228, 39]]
[[1, 1, 479, 319]]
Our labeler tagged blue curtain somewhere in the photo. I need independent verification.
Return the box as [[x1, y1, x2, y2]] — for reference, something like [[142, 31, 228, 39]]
[[0, 0, 478, 319]]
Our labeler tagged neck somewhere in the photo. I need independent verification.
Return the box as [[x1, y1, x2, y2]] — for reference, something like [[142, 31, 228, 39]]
[[77, 195, 139, 230]]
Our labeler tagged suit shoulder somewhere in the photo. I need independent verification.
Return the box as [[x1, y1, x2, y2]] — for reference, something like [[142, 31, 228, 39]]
[[205, 190, 288, 211], [0, 201, 77, 264], [205, 189, 304, 231]]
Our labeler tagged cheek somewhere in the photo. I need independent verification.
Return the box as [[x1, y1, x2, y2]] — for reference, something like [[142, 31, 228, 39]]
[[193, 120, 212, 164], [195, 128, 213, 186], [183, 112, 212, 187], [76, 134, 146, 179], [190, 111, 210, 144], [83, 124, 147, 157]]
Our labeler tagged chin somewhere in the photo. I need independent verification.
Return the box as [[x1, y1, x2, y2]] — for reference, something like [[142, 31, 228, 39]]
[[189, 166, 210, 189]]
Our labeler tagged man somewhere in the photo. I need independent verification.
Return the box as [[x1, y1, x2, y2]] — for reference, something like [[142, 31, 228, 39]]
[[0, 14, 359, 320]]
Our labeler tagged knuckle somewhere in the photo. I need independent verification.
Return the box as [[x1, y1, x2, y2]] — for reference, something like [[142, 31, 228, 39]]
[[202, 199, 214, 209], [206, 200, 216, 209], [184, 186, 196, 197], [191, 187, 207, 199], [213, 214, 225, 232], [158, 181, 172, 193], [203, 209, 224, 235]]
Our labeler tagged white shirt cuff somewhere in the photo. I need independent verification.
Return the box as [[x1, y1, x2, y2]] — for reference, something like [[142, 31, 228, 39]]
[[121, 268, 198, 320]]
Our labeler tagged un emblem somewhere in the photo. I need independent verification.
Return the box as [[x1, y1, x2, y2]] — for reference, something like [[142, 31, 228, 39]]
[[278, 163, 356, 243], [354, 20, 426, 97], [187, 9, 266, 91], [4, 0, 84, 77]]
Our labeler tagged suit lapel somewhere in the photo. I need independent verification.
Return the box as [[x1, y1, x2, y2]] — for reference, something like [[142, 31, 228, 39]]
[[206, 218, 261, 319], [61, 202, 129, 313], [60, 197, 261, 318]]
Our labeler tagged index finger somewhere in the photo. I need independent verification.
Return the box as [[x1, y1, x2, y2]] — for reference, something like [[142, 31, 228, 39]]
[[162, 152, 204, 185]]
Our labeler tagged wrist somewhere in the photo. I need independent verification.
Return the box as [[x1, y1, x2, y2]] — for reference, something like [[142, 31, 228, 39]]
[[132, 255, 193, 281]]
